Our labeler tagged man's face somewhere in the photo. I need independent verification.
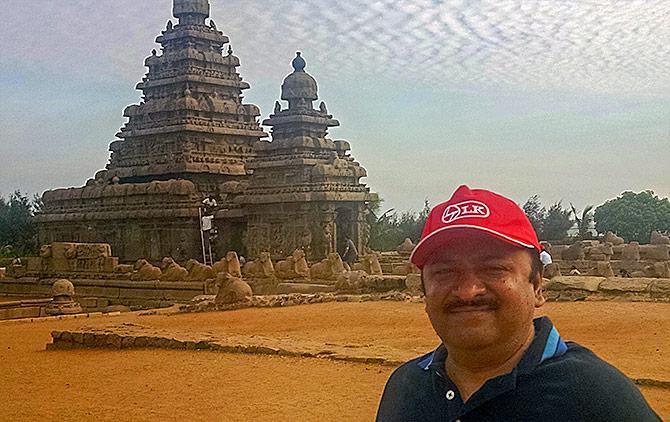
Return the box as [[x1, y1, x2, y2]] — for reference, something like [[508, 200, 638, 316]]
[[422, 231, 544, 351]]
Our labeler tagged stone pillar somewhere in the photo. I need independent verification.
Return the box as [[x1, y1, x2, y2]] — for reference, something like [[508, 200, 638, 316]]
[[45, 279, 82, 316]]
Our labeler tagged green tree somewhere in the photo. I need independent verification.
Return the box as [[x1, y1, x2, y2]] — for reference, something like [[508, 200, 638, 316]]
[[522, 195, 545, 236], [0, 191, 39, 257], [542, 202, 574, 240], [594, 191, 670, 243], [367, 199, 430, 251]]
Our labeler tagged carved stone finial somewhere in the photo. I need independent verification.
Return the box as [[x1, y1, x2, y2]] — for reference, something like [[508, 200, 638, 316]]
[[209, 19, 217, 29], [227, 45, 233, 55], [152, 49, 157, 56], [167, 20, 173, 30], [292, 52, 306, 72], [319, 101, 327, 113], [281, 52, 318, 105], [274, 101, 281, 114], [173, 0, 210, 25]]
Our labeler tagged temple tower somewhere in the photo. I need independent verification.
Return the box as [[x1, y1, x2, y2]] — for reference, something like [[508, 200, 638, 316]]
[[239, 53, 377, 260], [110, 0, 265, 194], [37, 0, 266, 262]]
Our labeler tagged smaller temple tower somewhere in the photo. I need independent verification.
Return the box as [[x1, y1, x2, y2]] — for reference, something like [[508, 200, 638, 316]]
[[239, 53, 377, 260]]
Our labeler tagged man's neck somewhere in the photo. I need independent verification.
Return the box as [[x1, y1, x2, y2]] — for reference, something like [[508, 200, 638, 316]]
[[444, 325, 535, 402]]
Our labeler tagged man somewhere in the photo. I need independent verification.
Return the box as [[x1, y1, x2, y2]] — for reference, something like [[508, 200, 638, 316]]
[[540, 249, 552, 267], [377, 185, 659, 421], [341, 235, 359, 269]]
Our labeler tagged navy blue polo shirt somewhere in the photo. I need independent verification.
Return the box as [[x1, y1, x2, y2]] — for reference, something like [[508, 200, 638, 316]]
[[377, 317, 660, 421]]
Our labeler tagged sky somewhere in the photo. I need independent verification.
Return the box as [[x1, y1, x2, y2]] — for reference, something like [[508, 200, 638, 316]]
[[1, 0, 668, 214]]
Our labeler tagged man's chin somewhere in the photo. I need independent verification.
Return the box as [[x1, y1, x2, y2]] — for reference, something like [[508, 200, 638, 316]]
[[440, 320, 498, 348], [442, 332, 498, 350]]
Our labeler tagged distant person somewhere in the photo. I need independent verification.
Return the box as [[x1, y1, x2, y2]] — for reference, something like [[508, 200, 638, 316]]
[[377, 185, 659, 421], [540, 249, 553, 267], [341, 235, 358, 269]]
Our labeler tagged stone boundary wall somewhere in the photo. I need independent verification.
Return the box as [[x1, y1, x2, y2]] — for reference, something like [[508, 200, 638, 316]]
[[183, 291, 420, 313], [0, 277, 204, 310], [0, 298, 52, 320], [47, 329, 400, 367], [544, 276, 670, 302]]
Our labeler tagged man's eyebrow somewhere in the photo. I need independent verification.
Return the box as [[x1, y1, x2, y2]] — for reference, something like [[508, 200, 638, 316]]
[[430, 254, 510, 263]]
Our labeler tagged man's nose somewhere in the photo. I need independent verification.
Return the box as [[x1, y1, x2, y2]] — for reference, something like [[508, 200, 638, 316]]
[[451, 272, 487, 300]]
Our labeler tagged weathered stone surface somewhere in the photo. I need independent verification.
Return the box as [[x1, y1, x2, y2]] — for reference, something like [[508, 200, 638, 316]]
[[545, 276, 604, 292], [622, 242, 641, 261], [650, 279, 670, 296], [603, 231, 625, 246], [276, 283, 335, 294], [543, 263, 561, 279], [160, 257, 188, 281], [212, 251, 243, 278], [650, 230, 670, 245], [588, 242, 613, 261], [0, 306, 42, 320], [103, 305, 131, 313], [214, 273, 252, 304], [185, 259, 214, 281], [243, 252, 275, 279], [335, 270, 368, 292], [599, 277, 654, 293], [275, 249, 310, 280], [352, 253, 383, 276], [360, 275, 405, 292], [396, 238, 416, 255], [404, 274, 422, 293], [551, 245, 568, 260], [45, 279, 82, 316], [653, 262, 670, 278], [639, 244, 670, 261], [562, 243, 585, 260], [594, 262, 615, 277], [310, 253, 346, 281], [131, 259, 162, 281]]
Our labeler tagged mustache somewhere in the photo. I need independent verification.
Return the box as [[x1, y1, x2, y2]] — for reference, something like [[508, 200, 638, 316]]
[[445, 297, 498, 311]]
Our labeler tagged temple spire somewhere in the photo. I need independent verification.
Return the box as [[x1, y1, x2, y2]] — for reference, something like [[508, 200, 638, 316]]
[[173, 0, 210, 26]]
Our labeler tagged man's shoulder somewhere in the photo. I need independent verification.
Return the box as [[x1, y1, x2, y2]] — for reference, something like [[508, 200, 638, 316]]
[[542, 341, 633, 382], [377, 351, 443, 421], [386, 351, 434, 385], [531, 342, 660, 421]]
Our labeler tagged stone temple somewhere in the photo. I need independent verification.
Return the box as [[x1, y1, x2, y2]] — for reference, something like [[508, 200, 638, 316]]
[[36, 0, 377, 263]]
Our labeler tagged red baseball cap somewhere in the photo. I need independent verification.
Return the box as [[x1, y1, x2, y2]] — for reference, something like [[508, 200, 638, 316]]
[[410, 185, 542, 269]]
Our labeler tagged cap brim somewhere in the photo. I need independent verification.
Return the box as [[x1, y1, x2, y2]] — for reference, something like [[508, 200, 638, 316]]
[[409, 224, 536, 269]]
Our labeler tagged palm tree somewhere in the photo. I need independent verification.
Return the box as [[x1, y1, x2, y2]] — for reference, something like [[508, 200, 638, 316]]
[[570, 203, 594, 239]]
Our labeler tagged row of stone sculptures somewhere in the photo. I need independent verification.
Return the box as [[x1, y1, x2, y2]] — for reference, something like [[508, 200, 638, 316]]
[[545, 238, 670, 262], [126, 249, 384, 282], [545, 260, 670, 279]]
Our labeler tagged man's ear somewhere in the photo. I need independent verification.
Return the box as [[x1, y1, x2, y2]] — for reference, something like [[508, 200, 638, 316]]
[[533, 274, 546, 307]]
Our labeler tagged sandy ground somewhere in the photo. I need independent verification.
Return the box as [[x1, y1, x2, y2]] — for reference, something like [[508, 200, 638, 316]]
[[0, 301, 668, 421]]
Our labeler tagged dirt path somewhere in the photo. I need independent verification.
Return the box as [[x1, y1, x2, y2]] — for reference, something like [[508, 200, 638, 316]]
[[0, 301, 668, 420]]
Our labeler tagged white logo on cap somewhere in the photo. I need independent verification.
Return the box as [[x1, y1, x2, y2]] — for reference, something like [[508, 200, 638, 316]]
[[442, 200, 490, 223]]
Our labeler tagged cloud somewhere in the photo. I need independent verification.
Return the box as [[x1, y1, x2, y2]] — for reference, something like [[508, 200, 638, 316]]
[[1, 0, 668, 211], [214, 0, 669, 95], [2, 0, 668, 95]]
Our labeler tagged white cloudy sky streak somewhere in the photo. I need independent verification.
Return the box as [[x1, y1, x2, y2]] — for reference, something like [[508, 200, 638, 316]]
[[0, 0, 668, 212]]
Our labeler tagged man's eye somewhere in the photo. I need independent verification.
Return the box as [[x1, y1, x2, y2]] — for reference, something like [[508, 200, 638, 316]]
[[431, 268, 457, 278], [482, 267, 507, 275]]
